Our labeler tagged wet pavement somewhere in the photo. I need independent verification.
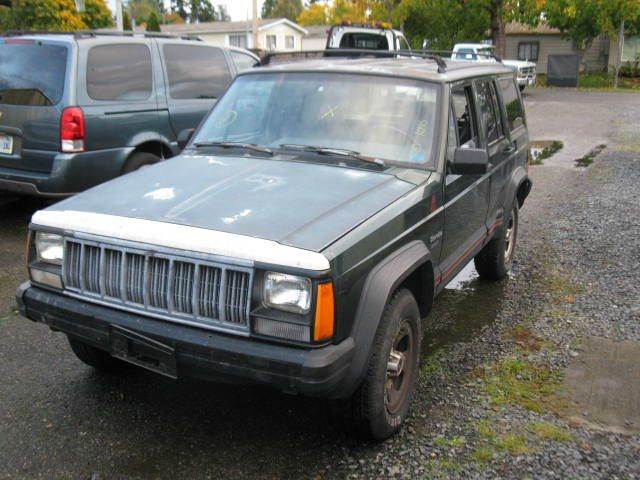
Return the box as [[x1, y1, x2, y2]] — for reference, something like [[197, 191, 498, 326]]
[[1, 89, 639, 478]]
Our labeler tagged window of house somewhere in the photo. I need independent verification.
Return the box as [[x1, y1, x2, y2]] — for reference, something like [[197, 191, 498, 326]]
[[451, 84, 478, 147], [285, 35, 295, 49], [229, 34, 247, 49], [517, 41, 539, 61], [163, 44, 232, 100], [266, 35, 277, 50], [87, 44, 152, 101], [475, 80, 504, 144], [498, 77, 524, 131]]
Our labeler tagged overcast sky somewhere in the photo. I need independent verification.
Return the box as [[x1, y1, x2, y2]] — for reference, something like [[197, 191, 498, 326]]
[[107, 0, 266, 21]]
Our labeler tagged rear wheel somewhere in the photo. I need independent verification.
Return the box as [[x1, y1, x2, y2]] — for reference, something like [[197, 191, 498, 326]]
[[122, 151, 160, 174], [68, 337, 128, 373], [339, 289, 421, 441], [474, 201, 519, 280]]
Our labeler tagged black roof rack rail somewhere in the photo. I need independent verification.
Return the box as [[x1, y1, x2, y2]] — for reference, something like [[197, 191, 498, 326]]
[[261, 49, 448, 73], [416, 49, 503, 63], [1, 30, 202, 41]]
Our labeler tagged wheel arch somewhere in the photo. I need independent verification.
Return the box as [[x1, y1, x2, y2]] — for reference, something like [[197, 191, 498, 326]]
[[334, 240, 434, 398], [506, 166, 532, 212], [121, 140, 174, 173]]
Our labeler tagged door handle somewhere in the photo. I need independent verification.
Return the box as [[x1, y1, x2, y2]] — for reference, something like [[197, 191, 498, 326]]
[[503, 144, 516, 154]]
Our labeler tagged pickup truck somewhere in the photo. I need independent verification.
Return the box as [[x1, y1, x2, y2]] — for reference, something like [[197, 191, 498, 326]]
[[18, 52, 532, 440]]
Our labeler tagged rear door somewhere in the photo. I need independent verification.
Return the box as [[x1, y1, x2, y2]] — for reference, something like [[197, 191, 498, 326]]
[[159, 43, 233, 136], [0, 37, 72, 173]]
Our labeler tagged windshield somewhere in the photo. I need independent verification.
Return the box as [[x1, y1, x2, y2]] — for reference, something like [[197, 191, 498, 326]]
[[193, 72, 439, 167], [0, 40, 68, 106]]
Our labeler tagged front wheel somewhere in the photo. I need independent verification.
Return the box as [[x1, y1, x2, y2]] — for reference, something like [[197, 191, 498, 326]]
[[474, 202, 519, 280], [339, 289, 421, 441]]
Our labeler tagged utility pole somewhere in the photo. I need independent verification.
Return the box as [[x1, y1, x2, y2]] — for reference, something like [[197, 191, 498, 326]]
[[252, 0, 259, 51], [116, 0, 124, 30], [614, 19, 625, 90]]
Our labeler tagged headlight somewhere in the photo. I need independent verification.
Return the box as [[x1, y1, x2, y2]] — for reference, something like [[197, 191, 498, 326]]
[[263, 272, 311, 314], [35, 232, 63, 265]]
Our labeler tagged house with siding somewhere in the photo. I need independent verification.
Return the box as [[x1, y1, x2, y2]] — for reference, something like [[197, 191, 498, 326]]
[[505, 22, 611, 74], [160, 18, 307, 52]]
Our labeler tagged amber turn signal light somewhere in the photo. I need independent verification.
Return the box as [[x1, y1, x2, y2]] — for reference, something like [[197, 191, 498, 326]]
[[314, 282, 334, 342]]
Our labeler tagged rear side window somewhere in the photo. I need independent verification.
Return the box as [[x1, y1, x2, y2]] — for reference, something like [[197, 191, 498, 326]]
[[475, 80, 503, 144], [230, 51, 258, 73], [87, 44, 153, 101], [451, 84, 478, 147], [163, 45, 232, 100], [498, 77, 524, 131], [0, 41, 68, 106]]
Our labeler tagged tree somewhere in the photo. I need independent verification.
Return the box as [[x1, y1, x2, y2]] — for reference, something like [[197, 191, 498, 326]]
[[217, 4, 230, 21], [146, 10, 160, 30], [82, 0, 113, 29], [297, 2, 327, 25], [11, 0, 86, 31], [163, 11, 184, 23], [171, 0, 187, 21], [261, 0, 276, 18], [123, 9, 132, 29], [270, 0, 303, 21]]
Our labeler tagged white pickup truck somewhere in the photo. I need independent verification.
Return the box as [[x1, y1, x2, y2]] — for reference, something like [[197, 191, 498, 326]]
[[451, 43, 537, 91]]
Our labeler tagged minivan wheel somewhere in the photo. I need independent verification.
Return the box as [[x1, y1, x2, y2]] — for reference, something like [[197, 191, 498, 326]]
[[339, 288, 421, 441], [122, 151, 161, 174], [68, 337, 128, 373], [474, 201, 519, 280]]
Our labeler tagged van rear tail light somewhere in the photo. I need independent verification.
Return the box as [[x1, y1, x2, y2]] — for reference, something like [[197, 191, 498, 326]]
[[60, 107, 85, 153]]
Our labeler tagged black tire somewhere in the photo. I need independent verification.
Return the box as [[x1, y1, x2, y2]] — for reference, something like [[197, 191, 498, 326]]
[[122, 151, 160, 174], [474, 201, 519, 280], [339, 288, 421, 441], [68, 337, 128, 373]]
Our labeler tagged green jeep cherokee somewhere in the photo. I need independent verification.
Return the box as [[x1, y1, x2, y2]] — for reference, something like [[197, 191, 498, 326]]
[[17, 53, 532, 440]]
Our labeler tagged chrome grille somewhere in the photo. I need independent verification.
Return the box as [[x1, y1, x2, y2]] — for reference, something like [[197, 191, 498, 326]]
[[63, 238, 253, 331]]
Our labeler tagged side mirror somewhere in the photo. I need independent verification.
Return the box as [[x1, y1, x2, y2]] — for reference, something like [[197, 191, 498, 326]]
[[177, 128, 195, 151], [450, 147, 489, 175]]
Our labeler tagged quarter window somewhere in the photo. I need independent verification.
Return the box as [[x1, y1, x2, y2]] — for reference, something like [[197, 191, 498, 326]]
[[498, 77, 524, 131], [451, 85, 478, 147], [475, 80, 503, 144], [163, 45, 232, 100], [87, 44, 152, 101], [518, 41, 539, 61]]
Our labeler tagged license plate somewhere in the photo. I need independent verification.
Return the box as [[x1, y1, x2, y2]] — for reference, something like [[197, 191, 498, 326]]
[[111, 325, 177, 378], [0, 134, 12, 155]]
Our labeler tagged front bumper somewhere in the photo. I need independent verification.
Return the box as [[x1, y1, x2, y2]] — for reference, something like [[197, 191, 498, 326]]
[[16, 282, 355, 398], [0, 147, 133, 197], [517, 75, 537, 87]]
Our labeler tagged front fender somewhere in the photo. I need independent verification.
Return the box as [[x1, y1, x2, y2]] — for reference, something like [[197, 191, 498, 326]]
[[334, 240, 432, 398]]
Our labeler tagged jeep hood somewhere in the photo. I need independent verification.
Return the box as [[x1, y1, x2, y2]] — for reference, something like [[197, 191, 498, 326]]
[[47, 154, 417, 252]]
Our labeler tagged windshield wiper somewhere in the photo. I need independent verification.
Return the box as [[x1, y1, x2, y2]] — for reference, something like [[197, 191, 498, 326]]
[[278, 144, 385, 166], [193, 141, 273, 156]]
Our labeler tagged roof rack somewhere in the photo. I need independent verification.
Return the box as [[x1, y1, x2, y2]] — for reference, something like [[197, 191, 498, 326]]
[[261, 49, 448, 74], [1, 30, 202, 41]]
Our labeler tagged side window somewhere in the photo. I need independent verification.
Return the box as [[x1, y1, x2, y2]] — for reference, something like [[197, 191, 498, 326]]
[[230, 51, 258, 73], [451, 84, 478, 148], [475, 80, 504, 144], [446, 106, 458, 162], [498, 77, 524, 131], [398, 35, 411, 51], [163, 45, 232, 100], [87, 44, 152, 101]]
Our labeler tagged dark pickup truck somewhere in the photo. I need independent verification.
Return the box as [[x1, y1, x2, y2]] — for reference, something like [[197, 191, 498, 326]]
[[18, 52, 532, 440]]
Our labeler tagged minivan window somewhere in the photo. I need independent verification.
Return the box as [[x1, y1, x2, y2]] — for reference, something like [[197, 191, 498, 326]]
[[163, 45, 232, 100], [230, 51, 258, 72], [0, 41, 68, 106], [87, 44, 153, 101], [498, 77, 524, 131]]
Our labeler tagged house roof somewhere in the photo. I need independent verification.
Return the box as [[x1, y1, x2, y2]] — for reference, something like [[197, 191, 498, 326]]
[[505, 22, 561, 36], [160, 18, 308, 35]]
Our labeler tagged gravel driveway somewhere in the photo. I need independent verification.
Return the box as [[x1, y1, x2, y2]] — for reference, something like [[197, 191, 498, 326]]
[[1, 89, 639, 479]]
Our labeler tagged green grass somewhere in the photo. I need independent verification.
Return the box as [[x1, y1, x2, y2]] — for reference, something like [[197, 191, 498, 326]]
[[536, 73, 640, 91], [527, 421, 573, 442], [530, 140, 564, 165]]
